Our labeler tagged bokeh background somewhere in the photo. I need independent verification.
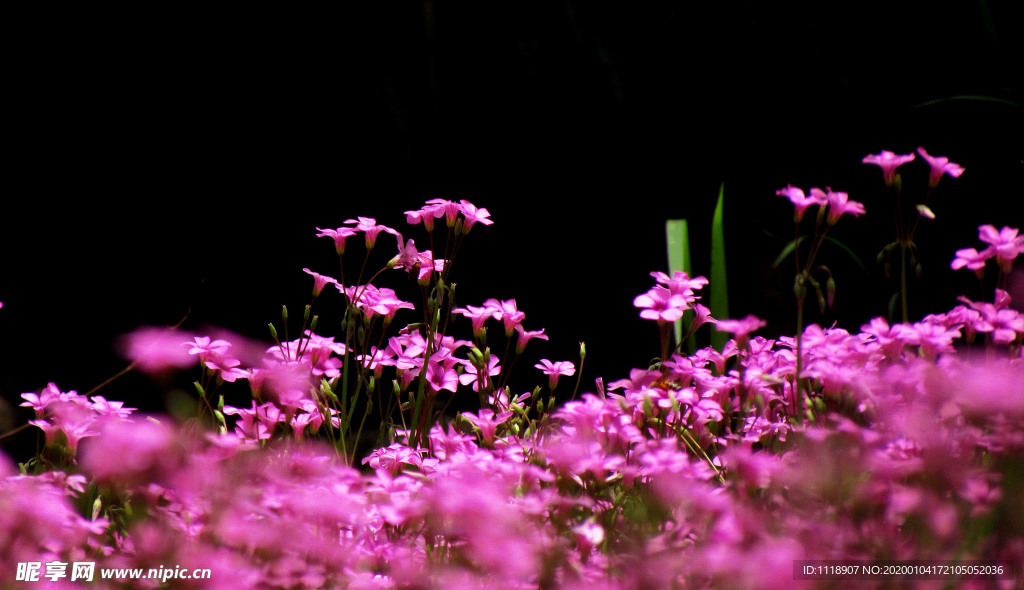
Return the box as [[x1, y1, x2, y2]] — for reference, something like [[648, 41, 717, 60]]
[[3, 2, 1021, 457]]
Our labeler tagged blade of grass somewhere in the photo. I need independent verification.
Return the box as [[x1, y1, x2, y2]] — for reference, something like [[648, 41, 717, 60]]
[[710, 183, 730, 351], [665, 219, 695, 352]]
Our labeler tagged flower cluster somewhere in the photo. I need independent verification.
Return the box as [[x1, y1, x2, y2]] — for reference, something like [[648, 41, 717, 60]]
[[5, 190, 1023, 588], [953, 224, 1024, 275]]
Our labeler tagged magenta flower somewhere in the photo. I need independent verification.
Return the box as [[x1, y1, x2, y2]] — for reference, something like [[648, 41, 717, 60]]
[[425, 356, 459, 393], [951, 247, 992, 275], [405, 201, 446, 231], [715, 315, 766, 347], [458, 200, 494, 233], [917, 146, 965, 188], [453, 304, 499, 338], [825, 189, 865, 225], [315, 226, 358, 255], [515, 324, 549, 354], [425, 198, 462, 228], [978, 224, 1024, 273], [862, 150, 916, 185], [650, 271, 708, 303], [460, 408, 512, 445], [634, 286, 689, 323], [117, 326, 198, 374], [535, 359, 575, 390], [343, 217, 400, 249], [302, 268, 338, 297], [459, 356, 501, 392], [484, 298, 525, 336], [776, 185, 826, 222]]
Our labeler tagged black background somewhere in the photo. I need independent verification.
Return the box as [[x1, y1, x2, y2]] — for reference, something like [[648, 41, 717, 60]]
[[3, 2, 1022, 457]]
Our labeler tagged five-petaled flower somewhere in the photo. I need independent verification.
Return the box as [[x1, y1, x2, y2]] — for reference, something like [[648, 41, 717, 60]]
[[634, 286, 689, 323], [862, 150, 916, 186], [776, 185, 827, 222], [978, 225, 1024, 274], [825, 189, 866, 225], [535, 359, 576, 390], [302, 268, 338, 297], [917, 146, 965, 189]]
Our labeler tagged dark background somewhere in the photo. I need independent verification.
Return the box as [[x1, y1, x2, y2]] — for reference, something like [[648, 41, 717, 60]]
[[3, 2, 1022, 457]]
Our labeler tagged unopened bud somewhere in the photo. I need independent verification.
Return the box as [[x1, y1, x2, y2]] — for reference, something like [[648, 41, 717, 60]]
[[368, 376, 376, 393], [454, 217, 464, 234], [268, 323, 279, 341], [793, 275, 807, 302], [310, 315, 319, 332], [579, 342, 586, 359], [282, 305, 289, 323], [393, 380, 402, 397], [194, 381, 206, 398], [510, 422, 520, 436], [547, 397, 556, 411], [826, 278, 836, 308], [916, 204, 935, 220], [915, 263, 923, 279], [304, 305, 311, 322]]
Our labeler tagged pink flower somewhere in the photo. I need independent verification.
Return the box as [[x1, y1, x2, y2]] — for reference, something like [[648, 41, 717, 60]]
[[715, 315, 766, 347], [425, 198, 462, 228], [343, 217, 400, 249], [978, 224, 1024, 273], [825, 189, 865, 225], [302, 268, 338, 297], [917, 146, 964, 188], [951, 247, 992, 274], [117, 327, 198, 374], [453, 304, 499, 338], [391, 237, 446, 284], [459, 356, 501, 392], [515, 325, 549, 354], [425, 356, 459, 393], [634, 286, 689, 322], [862, 150, 916, 185], [535, 359, 575, 390], [776, 185, 826, 222], [458, 200, 494, 233], [460, 408, 512, 445], [483, 298, 525, 336], [405, 202, 446, 231], [315, 226, 358, 255], [650, 271, 708, 304]]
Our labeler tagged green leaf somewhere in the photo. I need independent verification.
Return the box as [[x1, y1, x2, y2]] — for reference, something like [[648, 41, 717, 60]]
[[772, 236, 808, 269], [665, 219, 695, 352], [710, 183, 730, 350], [823, 236, 866, 271], [913, 95, 1023, 110]]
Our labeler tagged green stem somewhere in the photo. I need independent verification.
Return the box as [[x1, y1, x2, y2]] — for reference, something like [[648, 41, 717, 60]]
[[900, 242, 909, 323]]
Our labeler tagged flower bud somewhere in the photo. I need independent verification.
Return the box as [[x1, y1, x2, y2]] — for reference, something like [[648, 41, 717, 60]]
[[310, 315, 319, 332], [268, 323, 279, 341], [194, 381, 206, 398], [579, 342, 587, 359], [826, 278, 836, 308], [282, 305, 289, 323], [915, 263, 923, 279], [368, 376, 376, 393]]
